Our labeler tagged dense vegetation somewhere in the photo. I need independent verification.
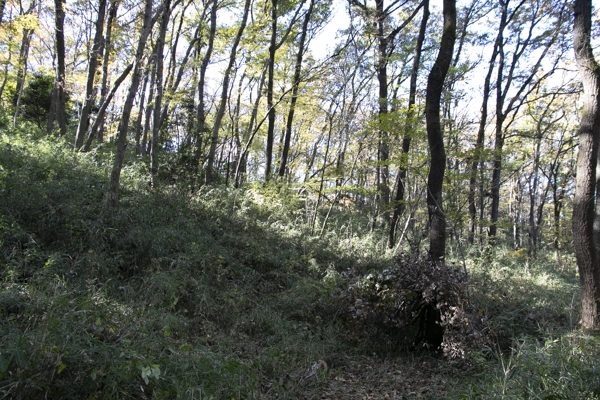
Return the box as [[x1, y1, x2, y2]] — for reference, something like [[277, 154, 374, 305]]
[[2, 0, 600, 397], [1, 128, 599, 399]]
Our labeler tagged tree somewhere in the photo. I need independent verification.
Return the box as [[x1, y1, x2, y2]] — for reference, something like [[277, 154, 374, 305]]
[[107, 0, 161, 207], [150, 0, 176, 187], [205, 0, 252, 185], [425, 0, 456, 260], [74, 0, 108, 150], [349, 0, 424, 224], [47, 0, 67, 136], [573, 0, 600, 329], [278, 0, 315, 178], [388, 0, 429, 248], [264, 0, 306, 182]]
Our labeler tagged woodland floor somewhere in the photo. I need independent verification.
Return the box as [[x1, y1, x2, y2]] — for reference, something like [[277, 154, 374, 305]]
[[1, 131, 599, 399]]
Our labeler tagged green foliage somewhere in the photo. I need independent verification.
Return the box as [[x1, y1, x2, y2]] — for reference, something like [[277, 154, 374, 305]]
[[0, 129, 591, 399], [19, 73, 53, 128]]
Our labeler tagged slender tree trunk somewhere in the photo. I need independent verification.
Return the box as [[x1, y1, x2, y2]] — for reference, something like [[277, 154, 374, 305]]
[[135, 68, 151, 153], [107, 0, 160, 207], [235, 64, 267, 187], [205, 0, 251, 185], [425, 0, 456, 261], [12, 0, 37, 124], [573, 0, 600, 329], [90, 0, 118, 144], [375, 0, 390, 209], [48, 0, 67, 136], [83, 62, 133, 151], [12, 25, 34, 124], [278, 0, 314, 178], [388, 0, 429, 248], [265, 0, 278, 182], [75, 0, 107, 150], [192, 0, 218, 186], [150, 0, 173, 188]]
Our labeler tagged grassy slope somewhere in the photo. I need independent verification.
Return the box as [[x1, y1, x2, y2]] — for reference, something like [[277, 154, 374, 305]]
[[0, 130, 599, 399]]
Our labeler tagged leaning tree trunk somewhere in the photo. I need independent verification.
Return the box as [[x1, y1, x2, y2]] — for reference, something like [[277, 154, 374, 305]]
[[75, 0, 107, 150], [278, 0, 314, 178], [205, 0, 251, 185], [425, 0, 456, 261], [573, 0, 600, 329], [107, 0, 159, 207]]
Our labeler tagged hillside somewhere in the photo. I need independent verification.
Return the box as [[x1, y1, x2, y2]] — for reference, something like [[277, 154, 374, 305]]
[[0, 131, 599, 399]]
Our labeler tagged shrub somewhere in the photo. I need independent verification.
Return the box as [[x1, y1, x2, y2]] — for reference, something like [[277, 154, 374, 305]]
[[340, 253, 488, 357]]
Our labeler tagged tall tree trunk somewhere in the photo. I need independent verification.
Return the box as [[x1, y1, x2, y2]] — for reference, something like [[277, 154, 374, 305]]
[[12, 25, 34, 124], [75, 0, 108, 150], [192, 0, 218, 186], [12, 0, 37, 124], [205, 0, 251, 185], [150, 0, 173, 188], [83, 62, 133, 151], [278, 0, 314, 178], [48, 0, 67, 136], [107, 0, 160, 207], [90, 0, 118, 144], [388, 0, 429, 248], [265, 0, 278, 182], [425, 0, 456, 261], [375, 0, 390, 209], [235, 64, 267, 187], [0, 0, 6, 24], [573, 0, 600, 329]]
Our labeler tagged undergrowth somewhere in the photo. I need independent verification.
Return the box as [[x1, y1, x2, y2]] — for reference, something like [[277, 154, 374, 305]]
[[0, 129, 597, 399]]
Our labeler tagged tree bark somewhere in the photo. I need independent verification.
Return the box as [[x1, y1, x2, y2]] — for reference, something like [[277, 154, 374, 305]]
[[425, 0, 456, 261], [75, 0, 107, 150], [83, 63, 133, 152], [48, 0, 67, 136], [265, 0, 278, 182], [192, 0, 218, 187], [150, 0, 173, 188], [205, 0, 251, 185], [573, 0, 600, 329], [388, 0, 429, 248], [107, 0, 160, 207], [278, 0, 314, 178]]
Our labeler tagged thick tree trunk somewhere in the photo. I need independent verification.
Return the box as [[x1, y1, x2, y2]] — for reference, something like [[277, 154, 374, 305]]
[[573, 0, 600, 329], [48, 0, 67, 136], [425, 0, 456, 261]]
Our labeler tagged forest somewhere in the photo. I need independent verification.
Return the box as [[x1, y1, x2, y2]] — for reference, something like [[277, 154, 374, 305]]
[[1, 0, 600, 397]]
